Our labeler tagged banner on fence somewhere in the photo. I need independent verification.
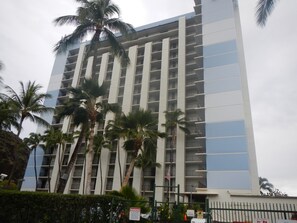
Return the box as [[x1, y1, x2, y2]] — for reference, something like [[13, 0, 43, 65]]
[[129, 207, 141, 221], [187, 209, 195, 217]]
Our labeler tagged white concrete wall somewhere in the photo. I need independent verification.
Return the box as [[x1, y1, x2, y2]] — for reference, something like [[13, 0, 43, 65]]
[[94, 52, 110, 194], [176, 16, 186, 193], [111, 57, 125, 191], [155, 38, 170, 201]]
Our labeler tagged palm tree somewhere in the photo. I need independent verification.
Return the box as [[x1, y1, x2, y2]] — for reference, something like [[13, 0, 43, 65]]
[[259, 176, 274, 195], [42, 127, 74, 192], [93, 133, 110, 194], [135, 145, 161, 196], [23, 133, 42, 190], [4, 81, 54, 136], [105, 112, 125, 187], [107, 109, 165, 187], [256, 0, 278, 26], [53, 0, 135, 65], [0, 99, 19, 131], [162, 109, 190, 196], [41, 128, 60, 193], [56, 78, 118, 194], [0, 130, 29, 186], [57, 132, 74, 185], [109, 185, 150, 220]]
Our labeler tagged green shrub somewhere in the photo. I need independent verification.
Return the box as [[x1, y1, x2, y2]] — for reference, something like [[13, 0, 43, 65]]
[[0, 190, 128, 223], [0, 180, 18, 190]]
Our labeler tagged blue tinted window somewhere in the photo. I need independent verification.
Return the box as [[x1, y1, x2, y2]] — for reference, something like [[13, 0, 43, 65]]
[[202, 0, 234, 24], [207, 154, 249, 171], [44, 90, 59, 107], [23, 167, 35, 177], [26, 147, 44, 166], [204, 64, 240, 82], [207, 137, 247, 153], [204, 40, 237, 57], [205, 76, 241, 94], [207, 171, 251, 189], [51, 53, 69, 75], [21, 177, 36, 189], [206, 120, 246, 137], [204, 52, 238, 68]]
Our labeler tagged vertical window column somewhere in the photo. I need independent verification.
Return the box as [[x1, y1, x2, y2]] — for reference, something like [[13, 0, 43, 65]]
[[155, 38, 170, 201]]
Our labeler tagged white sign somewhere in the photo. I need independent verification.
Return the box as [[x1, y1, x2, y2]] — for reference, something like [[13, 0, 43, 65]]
[[187, 209, 195, 217], [191, 218, 206, 223], [129, 207, 141, 221]]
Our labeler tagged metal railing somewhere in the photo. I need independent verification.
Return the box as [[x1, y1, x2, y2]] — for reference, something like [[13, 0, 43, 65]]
[[207, 201, 297, 223]]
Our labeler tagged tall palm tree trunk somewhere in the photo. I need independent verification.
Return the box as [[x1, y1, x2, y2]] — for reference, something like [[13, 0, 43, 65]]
[[58, 146, 62, 185], [56, 144, 64, 192], [117, 142, 123, 187], [57, 126, 86, 193], [7, 151, 16, 186], [168, 128, 175, 199], [99, 155, 103, 195], [17, 116, 25, 136], [47, 147, 54, 193], [85, 124, 96, 195], [141, 168, 145, 197], [122, 158, 136, 187], [34, 147, 38, 190]]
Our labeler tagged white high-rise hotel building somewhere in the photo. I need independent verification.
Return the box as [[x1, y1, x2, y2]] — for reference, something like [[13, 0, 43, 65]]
[[22, 0, 259, 200]]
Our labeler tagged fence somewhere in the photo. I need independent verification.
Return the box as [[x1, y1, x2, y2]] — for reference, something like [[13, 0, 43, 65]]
[[207, 201, 297, 223]]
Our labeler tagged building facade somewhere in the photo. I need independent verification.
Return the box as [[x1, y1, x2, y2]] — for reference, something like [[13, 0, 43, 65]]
[[22, 0, 259, 201]]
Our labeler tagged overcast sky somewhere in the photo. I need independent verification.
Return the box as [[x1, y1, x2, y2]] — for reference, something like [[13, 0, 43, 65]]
[[1, 0, 297, 196]]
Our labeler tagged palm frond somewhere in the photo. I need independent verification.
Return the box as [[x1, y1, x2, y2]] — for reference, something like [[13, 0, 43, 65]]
[[256, 0, 278, 27], [0, 61, 4, 71], [74, 0, 89, 4], [53, 15, 80, 26], [105, 18, 135, 36], [54, 23, 92, 53], [4, 85, 22, 105], [81, 78, 107, 97], [102, 28, 130, 66], [104, 2, 120, 17]]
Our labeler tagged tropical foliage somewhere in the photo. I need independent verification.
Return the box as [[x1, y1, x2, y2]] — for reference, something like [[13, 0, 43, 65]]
[[0, 130, 29, 184], [158, 202, 187, 223], [162, 109, 190, 194], [0, 99, 19, 131], [256, 0, 278, 26], [0, 190, 128, 223], [93, 133, 111, 194], [54, 0, 135, 65], [56, 78, 118, 194], [2, 81, 53, 136], [106, 109, 166, 187], [38, 128, 75, 192], [259, 177, 287, 196], [0, 80, 50, 186], [23, 133, 42, 190], [109, 185, 150, 221], [259, 176, 274, 195], [135, 145, 161, 196]]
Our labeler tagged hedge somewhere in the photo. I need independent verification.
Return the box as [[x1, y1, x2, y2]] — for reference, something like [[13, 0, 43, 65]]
[[0, 190, 128, 223]]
